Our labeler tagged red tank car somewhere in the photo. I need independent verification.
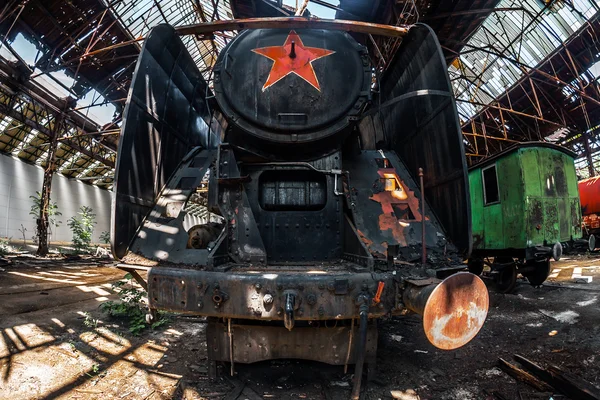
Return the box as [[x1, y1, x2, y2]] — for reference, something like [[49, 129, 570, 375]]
[[579, 176, 600, 244]]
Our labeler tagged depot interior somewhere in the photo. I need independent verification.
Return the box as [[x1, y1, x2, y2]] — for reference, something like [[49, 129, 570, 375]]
[[1, 1, 600, 400]]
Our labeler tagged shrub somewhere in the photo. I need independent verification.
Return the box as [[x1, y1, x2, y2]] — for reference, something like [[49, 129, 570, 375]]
[[99, 231, 110, 244], [0, 237, 10, 256], [67, 206, 96, 253], [101, 273, 169, 335]]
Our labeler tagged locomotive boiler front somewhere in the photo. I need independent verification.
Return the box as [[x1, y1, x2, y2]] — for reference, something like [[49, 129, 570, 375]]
[[212, 28, 371, 159]]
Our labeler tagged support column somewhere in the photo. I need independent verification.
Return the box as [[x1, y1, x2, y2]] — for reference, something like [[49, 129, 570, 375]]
[[583, 131, 595, 178], [36, 113, 63, 256]]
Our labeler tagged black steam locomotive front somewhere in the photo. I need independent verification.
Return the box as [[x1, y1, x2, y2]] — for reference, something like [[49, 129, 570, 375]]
[[112, 21, 488, 389]]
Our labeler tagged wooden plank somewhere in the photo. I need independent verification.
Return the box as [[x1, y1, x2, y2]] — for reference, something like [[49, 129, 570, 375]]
[[498, 358, 553, 392], [241, 386, 263, 400], [223, 376, 245, 400], [515, 354, 600, 400], [547, 365, 600, 400], [513, 354, 554, 384]]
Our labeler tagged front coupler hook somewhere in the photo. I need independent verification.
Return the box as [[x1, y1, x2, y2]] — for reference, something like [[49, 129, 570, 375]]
[[284, 292, 296, 331]]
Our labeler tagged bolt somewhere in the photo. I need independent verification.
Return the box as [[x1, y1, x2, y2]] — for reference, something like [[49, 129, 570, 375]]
[[263, 294, 274, 305], [318, 306, 325, 316], [307, 294, 317, 305], [255, 283, 262, 290]]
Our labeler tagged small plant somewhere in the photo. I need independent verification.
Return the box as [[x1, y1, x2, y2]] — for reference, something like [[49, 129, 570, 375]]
[[18, 224, 27, 246], [99, 231, 110, 245], [30, 191, 62, 242], [86, 363, 102, 378], [0, 237, 10, 256], [101, 273, 169, 335], [67, 206, 96, 253], [82, 312, 99, 329]]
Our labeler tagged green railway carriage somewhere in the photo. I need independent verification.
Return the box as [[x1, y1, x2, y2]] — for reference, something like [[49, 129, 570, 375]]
[[468, 142, 584, 292]]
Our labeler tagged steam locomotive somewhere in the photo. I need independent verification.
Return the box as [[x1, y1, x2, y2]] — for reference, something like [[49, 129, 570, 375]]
[[112, 20, 489, 397]]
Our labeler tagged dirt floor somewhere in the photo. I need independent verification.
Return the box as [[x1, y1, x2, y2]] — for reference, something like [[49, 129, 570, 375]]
[[1, 254, 599, 400]]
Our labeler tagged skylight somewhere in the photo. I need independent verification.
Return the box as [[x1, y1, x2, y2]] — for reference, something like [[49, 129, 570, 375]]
[[11, 129, 39, 156], [562, 60, 600, 102], [449, 0, 600, 122], [76, 160, 101, 178], [0, 116, 13, 133], [60, 151, 82, 172], [104, 0, 235, 81]]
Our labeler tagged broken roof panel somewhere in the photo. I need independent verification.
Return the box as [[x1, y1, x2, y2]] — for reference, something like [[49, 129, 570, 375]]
[[450, 0, 600, 121]]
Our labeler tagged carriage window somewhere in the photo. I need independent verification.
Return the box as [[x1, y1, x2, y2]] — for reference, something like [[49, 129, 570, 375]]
[[482, 165, 500, 205]]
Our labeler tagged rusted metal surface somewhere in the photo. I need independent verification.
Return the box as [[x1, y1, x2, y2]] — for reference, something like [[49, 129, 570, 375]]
[[345, 151, 456, 264], [207, 320, 377, 365], [175, 17, 410, 38], [404, 272, 489, 350], [149, 267, 391, 320]]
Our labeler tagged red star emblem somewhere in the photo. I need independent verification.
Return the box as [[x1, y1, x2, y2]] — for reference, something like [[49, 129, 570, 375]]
[[252, 30, 335, 92]]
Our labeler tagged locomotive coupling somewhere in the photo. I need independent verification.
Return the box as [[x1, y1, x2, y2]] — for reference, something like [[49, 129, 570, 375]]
[[403, 272, 489, 350]]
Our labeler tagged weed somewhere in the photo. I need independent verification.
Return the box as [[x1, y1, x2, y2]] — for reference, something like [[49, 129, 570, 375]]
[[85, 363, 103, 378], [82, 312, 99, 329], [101, 273, 170, 336], [67, 206, 96, 253], [0, 237, 11, 256], [99, 231, 110, 244], [18, 224, 27, 246]]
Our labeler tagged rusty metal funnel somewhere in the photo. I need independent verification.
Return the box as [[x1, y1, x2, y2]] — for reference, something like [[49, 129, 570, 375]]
[[403, 272, 489, 350]]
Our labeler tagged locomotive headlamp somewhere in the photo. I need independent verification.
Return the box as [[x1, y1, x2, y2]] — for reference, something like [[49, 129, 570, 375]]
[[383, 173, 408, 200]]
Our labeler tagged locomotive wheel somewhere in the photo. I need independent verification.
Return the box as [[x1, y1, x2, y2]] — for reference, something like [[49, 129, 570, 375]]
[[493, 257, 517, 293], [467, 258, 484, 276], [522, 259, 551, 287]]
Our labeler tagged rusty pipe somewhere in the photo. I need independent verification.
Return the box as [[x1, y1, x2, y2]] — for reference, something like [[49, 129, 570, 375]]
[[351, 298, 369, 400], [403, 273, 489, 350], [403, 282, 437, 316]]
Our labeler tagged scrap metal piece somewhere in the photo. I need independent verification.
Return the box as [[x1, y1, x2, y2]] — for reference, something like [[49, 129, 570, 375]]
[[404, 272, 488, 350]]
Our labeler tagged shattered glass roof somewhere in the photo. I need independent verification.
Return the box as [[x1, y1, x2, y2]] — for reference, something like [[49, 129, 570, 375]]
[[104, 0, 234, 80], [450, 0, 600, 121]]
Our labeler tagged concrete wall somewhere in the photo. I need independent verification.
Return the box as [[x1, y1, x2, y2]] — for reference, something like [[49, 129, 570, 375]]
[[0, 153, 111, 243]]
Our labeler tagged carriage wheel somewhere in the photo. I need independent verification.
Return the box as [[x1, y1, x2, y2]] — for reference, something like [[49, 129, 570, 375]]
[[523, 259, 551, 287], [467, 258, 484, 276], [493, 257, 517, 293]]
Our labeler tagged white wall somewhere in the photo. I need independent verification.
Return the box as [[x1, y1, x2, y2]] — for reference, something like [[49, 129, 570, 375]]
[[0, 153, 112, 243]]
